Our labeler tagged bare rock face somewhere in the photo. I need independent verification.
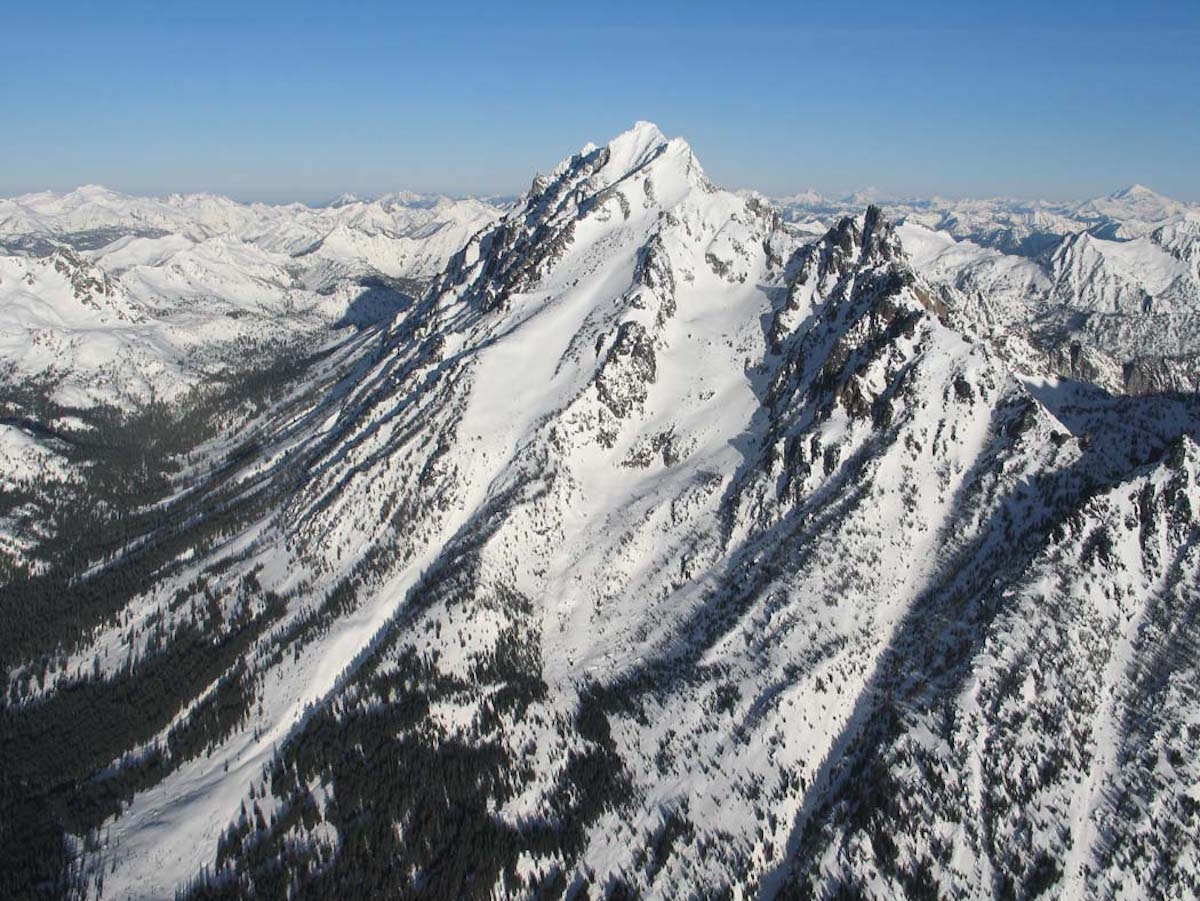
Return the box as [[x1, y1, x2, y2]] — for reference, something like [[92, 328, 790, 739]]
[[433, 144, 614, 312], [596, 321, 657, 421], [1122, 354, 1200, 395]]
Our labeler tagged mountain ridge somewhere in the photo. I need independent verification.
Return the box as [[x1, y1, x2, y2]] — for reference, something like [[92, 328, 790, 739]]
[[0, 122, 1198, 900]]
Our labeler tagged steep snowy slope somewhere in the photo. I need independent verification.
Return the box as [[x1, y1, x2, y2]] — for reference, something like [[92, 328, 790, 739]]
[[1, 125, 1198, 900]]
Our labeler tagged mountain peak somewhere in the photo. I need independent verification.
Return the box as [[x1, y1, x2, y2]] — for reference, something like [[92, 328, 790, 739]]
[[833, 203, 904, 264], [1078, 182, 1188, 226], [1112, 183, 1158, 199], [328, 192, 366, 207], [73, 183, 118, 196], [56, 184, 128, 205], [613, 119, 667, 149], [601, 120, 672, 180], [433, 122, 713, 314]]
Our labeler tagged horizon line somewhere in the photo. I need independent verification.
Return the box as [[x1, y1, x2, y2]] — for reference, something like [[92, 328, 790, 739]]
[[2, 180, 1195, 211]]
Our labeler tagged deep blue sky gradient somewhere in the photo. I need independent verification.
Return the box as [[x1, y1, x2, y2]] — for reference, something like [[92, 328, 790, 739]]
[[2, 0, 1197, 202]]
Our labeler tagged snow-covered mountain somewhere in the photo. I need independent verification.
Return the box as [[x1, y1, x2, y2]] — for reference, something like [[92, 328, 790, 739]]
[[771, 183, 1199, 251], [1, 125, 1198, 900], [0, 187, 504, 407], [0, 185, 503, 274], [774, 186, 1200, 396]]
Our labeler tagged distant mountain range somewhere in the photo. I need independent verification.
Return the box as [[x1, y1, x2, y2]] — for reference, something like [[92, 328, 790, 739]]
[[0, 187, 505, 406]]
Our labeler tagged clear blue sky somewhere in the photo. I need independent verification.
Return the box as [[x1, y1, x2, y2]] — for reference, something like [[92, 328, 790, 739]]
[[2, 0, 1197, 203]]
